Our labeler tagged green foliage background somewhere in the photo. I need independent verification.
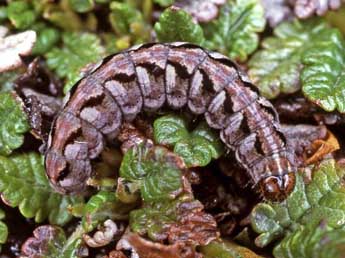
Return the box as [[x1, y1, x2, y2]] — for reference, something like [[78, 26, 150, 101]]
[[1, 0, 345, 257]]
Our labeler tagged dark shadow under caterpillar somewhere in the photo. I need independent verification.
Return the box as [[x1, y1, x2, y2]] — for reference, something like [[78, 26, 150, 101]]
[[45, 42, 296, 201]]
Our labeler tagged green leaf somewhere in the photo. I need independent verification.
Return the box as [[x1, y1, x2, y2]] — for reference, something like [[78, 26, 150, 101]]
[[154, 6, 205, 44], [251, 159, 345, 247], [116, 178, 141, 204], [203, 0, 265, 62], [174, 136, 217, 167], [273, 223, 345, 258], [120, 144, 183, 202], [0, 92, 29, 156], [251, 17, 345, 111], [68, 0, 95, 13], [0, 71, 19, 92], [102, 33, 118, 54], [7, 1, 37, 29], [174, 137, 212, 167], [45, 32, 105, 93], [109, 2, 150, 46], [68, 0, 110, 13], [55, 226, 84, 258], [191, 122, 224, 159], [109, 2, 142, 35], [154, 115, 224, 167], [0, 153, 82, 225], [41, 4, 85, 31], [301, 28, 345, 112], [248, 18, 329, 99], [0, 209, 8, 245], [81, 191, 135, 232], [129, 197, 182, 241], [200, 240, 262, 258], [153, 115, 189, 146], [154, 0, 174, 6], [31, 23, 60, 55]]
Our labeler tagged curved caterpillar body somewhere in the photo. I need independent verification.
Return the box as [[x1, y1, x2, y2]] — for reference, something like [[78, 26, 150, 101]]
[[45, 42, 296, 201]]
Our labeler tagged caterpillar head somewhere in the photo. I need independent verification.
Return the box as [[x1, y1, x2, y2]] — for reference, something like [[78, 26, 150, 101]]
[[259, 172, 296, 202]]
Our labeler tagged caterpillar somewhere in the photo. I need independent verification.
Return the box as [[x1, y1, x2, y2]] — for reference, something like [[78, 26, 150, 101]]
[[45, 42, 296, 201]]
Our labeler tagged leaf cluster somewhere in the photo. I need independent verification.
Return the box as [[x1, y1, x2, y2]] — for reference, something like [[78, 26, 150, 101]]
[[124, 145, 219, 251], [0, 92, 29, 156], [109, 1, 151, 48], [0, 152, 82, 225], [80, 190, 135, 232], [4, 1, 60, 55], [154, 6, 205, 45], [120, 143, 184, 201], [249, 17, 345, 112], [45, 32, 105, 93], [153, 115, 224, 167], [273, 222, 345, 258], [251, 159, 345, 255], [154, 0, 266, 61], [129, 195, 189, 241]]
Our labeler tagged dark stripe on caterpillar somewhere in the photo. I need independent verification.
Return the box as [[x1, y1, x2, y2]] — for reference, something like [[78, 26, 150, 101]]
[[45, 42, 296, 201]]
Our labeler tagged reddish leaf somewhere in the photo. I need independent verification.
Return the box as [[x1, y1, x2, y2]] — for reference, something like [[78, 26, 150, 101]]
[[174, 0, 227, 23], [291, 0, 343, 18], [117, 230, 203, 258]]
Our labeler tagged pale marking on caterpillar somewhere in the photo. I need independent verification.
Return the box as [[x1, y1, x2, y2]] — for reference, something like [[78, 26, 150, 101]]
[[45, 42, 296, 201]]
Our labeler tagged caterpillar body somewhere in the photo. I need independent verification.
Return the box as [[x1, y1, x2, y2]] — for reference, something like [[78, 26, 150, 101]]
[[45, 42, 296, 201]]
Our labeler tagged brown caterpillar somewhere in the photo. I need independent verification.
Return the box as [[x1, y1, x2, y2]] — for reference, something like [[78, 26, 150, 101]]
[[45, 42, 296, 201]]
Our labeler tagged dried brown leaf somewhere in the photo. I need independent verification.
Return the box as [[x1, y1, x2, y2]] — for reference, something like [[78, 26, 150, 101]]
[[168, 199, 219, 246], [105, 250, 127, 258], [117, 230, 202, 258], [117, 122, 153, 154], [281, 124, 328, 165], [15, 59, 62, 143], [20, 225, 88, 258], [305, 130, 340, 165], [274, 96, 345, 125], [130, 195, 218, 247], [15, 58, 62, 96], [20, 225, 62, 258], [83, 220, 124, 248], [280, 124, 339, 165]]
